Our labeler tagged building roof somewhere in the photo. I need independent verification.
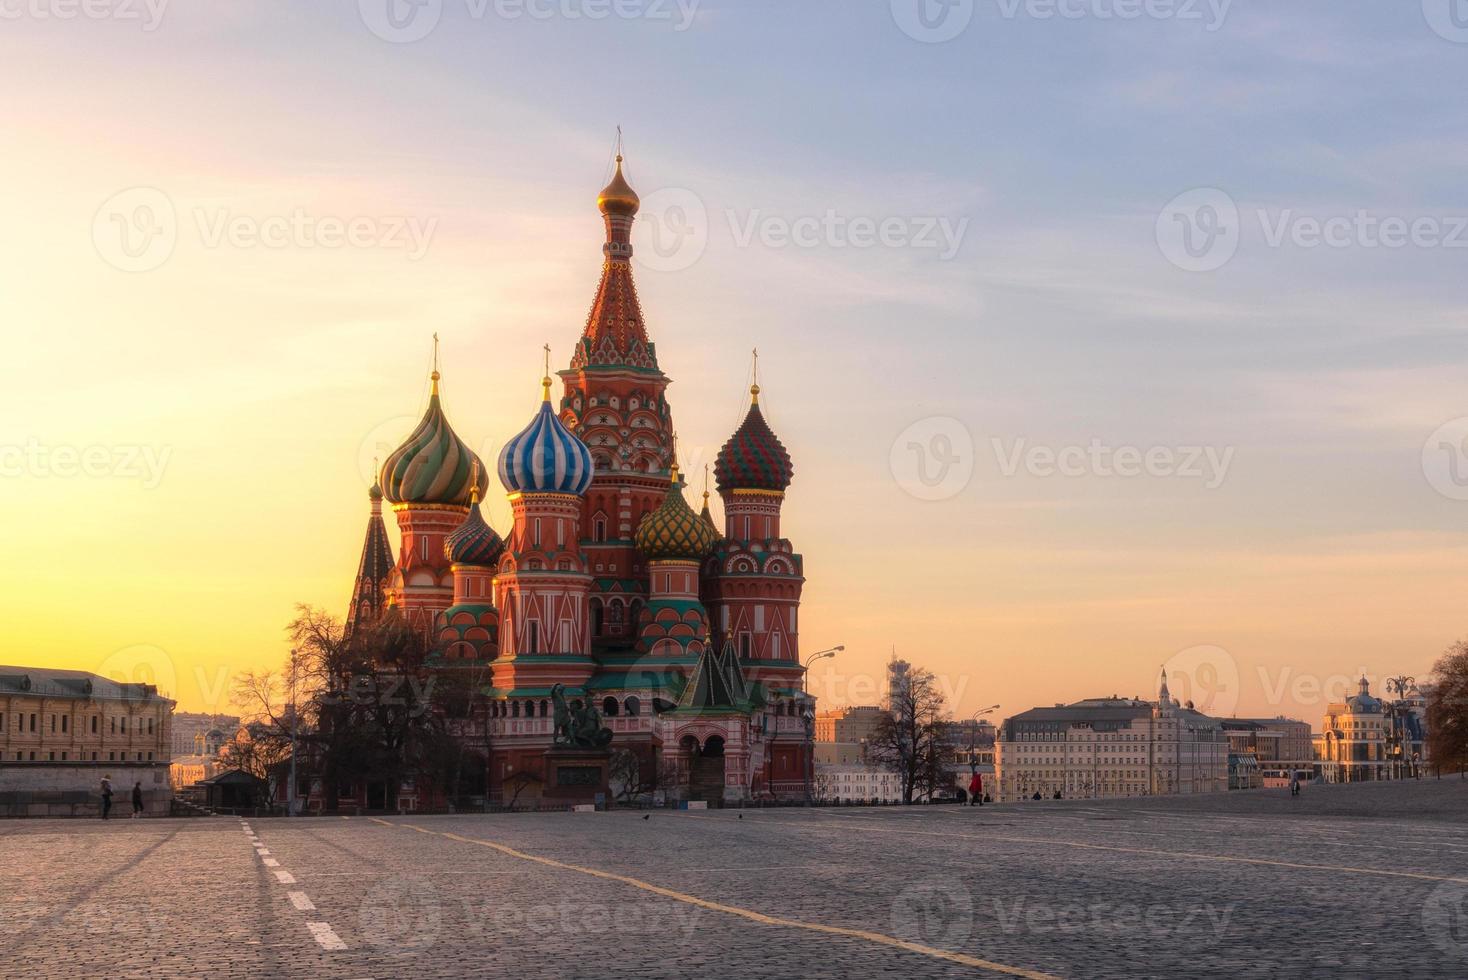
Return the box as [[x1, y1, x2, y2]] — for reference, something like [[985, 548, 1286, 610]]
[[0, 666, 173, 704]]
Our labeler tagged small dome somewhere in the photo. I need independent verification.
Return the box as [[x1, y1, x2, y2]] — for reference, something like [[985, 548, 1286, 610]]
[[597, 155, 640, 217], [444, 499, 504, 567], [380, 374, 488, 507], [636, 469, 718, 562], [714, 386, 793, 493], [369, 481, 384, 502], [498, 381, 595, 497]]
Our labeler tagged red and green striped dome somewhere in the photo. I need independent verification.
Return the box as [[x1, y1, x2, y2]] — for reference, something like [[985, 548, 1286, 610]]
[[380, 375, 488, 507], [714, 387, 793, 493]]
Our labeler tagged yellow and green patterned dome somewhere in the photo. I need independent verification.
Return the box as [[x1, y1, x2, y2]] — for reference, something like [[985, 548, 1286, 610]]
[[635, 464, 718, 562]]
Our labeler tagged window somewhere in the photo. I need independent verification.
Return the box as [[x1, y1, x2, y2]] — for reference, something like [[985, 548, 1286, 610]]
[[91, 715, 98, 734], [529, 622, 539, 654], [29, 713, 37, 732], [594, 518, 607, 543], [534, 518, 542, 547], [61, 715, 68, 733]]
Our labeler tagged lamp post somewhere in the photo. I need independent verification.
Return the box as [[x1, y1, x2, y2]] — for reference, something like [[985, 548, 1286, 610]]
[[287, 646, 298, 817], [967, 706, 1000, 775], [800, 645, 842, 804]]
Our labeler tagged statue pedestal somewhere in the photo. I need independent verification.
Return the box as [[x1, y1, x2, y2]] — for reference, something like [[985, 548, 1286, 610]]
[[542, 748, 611, 805]]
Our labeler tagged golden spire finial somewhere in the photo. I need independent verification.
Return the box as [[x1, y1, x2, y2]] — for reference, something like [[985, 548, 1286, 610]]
[[541, 343, 552, 402], [702, 463, 710, 504], [669, 430, 680, 484], [750, 347, 760, 403], [469, 459, 480, 506], [431, 332, 441, 394]]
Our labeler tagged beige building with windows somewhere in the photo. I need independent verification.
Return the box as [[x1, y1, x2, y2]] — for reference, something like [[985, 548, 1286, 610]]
[[1, 666, 175, 817], [996, 671, 1228, 801], [813, 705, 888, 746], [1315, 677, 1389, 782]]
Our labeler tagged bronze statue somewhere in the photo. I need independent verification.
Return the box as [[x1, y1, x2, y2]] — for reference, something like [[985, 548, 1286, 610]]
[[551, 684, 613, 749]]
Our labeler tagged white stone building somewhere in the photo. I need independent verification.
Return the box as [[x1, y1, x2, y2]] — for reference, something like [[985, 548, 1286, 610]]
[[996, 671, 1228, 801]]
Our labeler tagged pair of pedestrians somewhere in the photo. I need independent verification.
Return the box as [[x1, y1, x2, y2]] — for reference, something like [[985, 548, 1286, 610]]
[[99, 777, 145, 819]]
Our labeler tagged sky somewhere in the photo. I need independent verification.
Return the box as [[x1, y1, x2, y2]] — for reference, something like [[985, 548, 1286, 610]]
[[3, 0, 1467, 730]]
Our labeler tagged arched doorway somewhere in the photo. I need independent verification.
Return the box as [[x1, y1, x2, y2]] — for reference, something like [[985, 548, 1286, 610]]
[[690, 735, 726, 805]]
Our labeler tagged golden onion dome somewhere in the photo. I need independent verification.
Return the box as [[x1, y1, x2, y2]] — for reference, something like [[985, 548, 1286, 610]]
[[635, 464, 718, 562], [597, 155, 640, 217]]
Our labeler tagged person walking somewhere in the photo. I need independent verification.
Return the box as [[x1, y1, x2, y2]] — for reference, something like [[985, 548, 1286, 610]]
[[100, 776, 113, 820], [968, 772, 984, 806], [131, 780, 144, 818]]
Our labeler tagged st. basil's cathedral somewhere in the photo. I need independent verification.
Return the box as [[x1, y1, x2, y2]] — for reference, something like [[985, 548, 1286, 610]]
[[346, 157, 814, 805]]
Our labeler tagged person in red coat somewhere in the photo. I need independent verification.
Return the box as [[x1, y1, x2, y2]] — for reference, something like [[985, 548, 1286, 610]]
[[968, 772, 983, 806]]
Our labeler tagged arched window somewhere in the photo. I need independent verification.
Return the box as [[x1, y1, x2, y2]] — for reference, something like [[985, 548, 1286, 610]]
[[602, 696, 620, 717], [511, 702, 520, 718], [539, 700, 549, 718], [594, 518, 608, 543], [524, 700, 536, 719], [624, 696, 641, 717]]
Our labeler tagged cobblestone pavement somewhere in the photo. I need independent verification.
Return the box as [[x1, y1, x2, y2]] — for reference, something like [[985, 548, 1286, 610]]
[[4, 780, 1468, 979]]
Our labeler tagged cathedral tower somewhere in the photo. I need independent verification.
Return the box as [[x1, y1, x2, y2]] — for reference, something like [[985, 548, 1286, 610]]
[[557, 155, 676, 653], [346, 477, 395, 635], [379, 363, 489, 637], [492, 371, 598, 694], [705, 381, 805, 694]]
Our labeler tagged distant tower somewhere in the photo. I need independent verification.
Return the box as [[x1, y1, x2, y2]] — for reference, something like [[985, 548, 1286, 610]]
[[346, 475, 395, 636], [1154, 668, 1175, 719], [379, 356, 489, 638], [492, 368, 597, 693], [557, 154, 676, 654]]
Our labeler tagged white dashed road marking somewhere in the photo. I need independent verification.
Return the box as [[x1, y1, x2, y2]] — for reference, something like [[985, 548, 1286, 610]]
[[306, 921, 347, 951], [288, 891, 317, 911], [273, 869, 296, 885]]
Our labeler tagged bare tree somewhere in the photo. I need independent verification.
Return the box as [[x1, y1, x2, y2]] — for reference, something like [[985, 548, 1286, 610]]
[[868, 664, 951, 804], [233, 604, 442, 812], [1427, 642, 1468, 779]]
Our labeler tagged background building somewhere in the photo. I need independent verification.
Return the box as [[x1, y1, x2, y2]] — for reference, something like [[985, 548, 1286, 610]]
[[814, 705, 888, 746], [170, 711, 239, 758], [0, 666, 174, 817], [1315, 677, 1429, 782], [996, 671, 1227, 801]]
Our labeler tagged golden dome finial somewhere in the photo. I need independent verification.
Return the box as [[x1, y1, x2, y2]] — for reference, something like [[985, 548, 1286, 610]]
[[431, 332, 441, 395], [469, 459, 480, 506], [597, 139, 640, 217], [669, 430, 681, 484], [702, 463, 710, 503], [750, 346, 760, 404], [541, 343, 553, 402]]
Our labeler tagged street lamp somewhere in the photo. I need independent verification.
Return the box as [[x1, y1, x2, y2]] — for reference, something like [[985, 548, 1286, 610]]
[[968, 705, 1000, 774], [799, 645, 842, 805], [803, 646, 844, 669]]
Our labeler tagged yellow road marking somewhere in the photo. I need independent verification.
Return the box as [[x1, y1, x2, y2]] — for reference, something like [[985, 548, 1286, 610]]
[[366, 817, 1058, 979], [707, 813, 1468, 885]]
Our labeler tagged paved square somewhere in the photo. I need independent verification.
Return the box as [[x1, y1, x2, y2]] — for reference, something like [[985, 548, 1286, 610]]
[[4, 781, 1467, 978]]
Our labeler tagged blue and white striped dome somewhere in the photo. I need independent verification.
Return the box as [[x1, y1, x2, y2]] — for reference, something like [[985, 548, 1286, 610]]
[[498, 389, 594, 497]]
